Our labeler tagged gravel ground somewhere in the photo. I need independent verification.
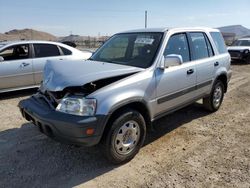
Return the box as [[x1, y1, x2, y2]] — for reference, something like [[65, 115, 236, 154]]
[[0, 63, 249, 188]]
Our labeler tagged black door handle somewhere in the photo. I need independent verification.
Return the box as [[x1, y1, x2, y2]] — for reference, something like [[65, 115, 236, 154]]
[[187, 69, 194, 75], [20, 62, 30, 68], [214, 62, 219, 66]]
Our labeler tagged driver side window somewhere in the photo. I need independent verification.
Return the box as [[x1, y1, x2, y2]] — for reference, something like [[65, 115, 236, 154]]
[[164, 33, 190, 63], [0, 44, 29, 61]]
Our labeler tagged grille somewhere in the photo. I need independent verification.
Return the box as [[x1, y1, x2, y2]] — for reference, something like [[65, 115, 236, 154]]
[[229, 50, 241, 58], [35, 92, 59, 108]]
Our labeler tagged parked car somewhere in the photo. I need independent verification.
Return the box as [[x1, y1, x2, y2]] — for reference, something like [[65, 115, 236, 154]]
[[228, 38, 250, 63], [19, 27, 232, 164], [0, 40, 92, 93]]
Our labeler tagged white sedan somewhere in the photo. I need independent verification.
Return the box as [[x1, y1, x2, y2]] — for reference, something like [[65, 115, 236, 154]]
[[0, 40, 92, 93]]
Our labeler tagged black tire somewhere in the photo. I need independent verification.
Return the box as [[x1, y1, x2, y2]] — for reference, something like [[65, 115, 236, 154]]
[[203, 80, 225, 112], [102, 109, 146, 164]]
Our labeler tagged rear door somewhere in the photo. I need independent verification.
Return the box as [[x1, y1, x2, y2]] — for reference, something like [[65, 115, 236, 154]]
[[155, 33, 197, 117], [32, 43, 64, 84], [0, 44, 34, 90], [188, 32, 216, 96]]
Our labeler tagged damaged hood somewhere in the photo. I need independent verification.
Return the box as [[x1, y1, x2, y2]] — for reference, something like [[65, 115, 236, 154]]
[[42, 60, 144, 91]]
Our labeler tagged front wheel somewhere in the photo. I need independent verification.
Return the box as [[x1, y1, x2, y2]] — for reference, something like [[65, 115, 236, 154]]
[[102, 109, 146, 164], [203, 80, 225, 112]]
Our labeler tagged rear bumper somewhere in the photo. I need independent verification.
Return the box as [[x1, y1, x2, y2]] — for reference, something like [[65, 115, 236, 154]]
[[18, 95, 107, 146]]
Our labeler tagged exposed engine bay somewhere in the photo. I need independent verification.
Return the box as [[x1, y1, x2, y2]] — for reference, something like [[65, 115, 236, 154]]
[[37, 73, 136, 108]]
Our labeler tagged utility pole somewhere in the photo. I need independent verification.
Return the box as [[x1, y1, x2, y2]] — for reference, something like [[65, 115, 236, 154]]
[[145, 10, 147, 28]]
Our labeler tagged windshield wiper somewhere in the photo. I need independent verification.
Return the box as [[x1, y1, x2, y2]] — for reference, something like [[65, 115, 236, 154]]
[[88, 58, 126, 65], [104, 60, 120, 64]]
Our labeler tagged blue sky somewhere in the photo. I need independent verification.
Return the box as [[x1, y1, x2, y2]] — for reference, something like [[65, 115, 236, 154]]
[[0, 0, 249, 36]]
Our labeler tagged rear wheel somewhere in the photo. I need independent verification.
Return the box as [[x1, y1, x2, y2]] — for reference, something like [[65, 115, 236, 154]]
[[102, 109, 146, 164], [203, 80, 224, 112]]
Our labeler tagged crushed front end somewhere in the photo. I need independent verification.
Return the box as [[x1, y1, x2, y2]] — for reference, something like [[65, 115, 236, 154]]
[[18, 89, 106, 146]]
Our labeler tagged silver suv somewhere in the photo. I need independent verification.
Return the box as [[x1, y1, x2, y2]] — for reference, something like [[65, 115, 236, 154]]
[[19, 27, 232, 164]]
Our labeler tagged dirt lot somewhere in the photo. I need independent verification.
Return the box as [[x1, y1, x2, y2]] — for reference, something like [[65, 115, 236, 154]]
[[0, 63, 249, 188]]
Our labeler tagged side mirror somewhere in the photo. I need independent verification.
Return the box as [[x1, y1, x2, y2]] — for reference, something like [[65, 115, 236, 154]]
[[164, 54, 183, 68], [0, 56, 4, 62]]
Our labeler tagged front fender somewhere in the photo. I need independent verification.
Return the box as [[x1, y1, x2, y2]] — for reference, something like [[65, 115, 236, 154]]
[[88, 68, 156, 118], [95, 89, 147, 115]]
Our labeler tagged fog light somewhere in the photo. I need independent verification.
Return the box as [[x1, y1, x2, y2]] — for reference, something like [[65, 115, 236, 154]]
[[86, 128, 95, 135]]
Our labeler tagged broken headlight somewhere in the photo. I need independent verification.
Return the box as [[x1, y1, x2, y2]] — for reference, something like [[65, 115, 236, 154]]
[[56, 96, 96, 116]]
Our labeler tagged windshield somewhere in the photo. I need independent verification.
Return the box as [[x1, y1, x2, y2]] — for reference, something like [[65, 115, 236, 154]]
[[232, 39, 250, 46], [91, 32, 163, 68]]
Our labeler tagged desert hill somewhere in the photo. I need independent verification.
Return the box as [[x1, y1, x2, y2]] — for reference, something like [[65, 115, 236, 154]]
[[217, 25, 250, 38], [0, 29, 57, 41]]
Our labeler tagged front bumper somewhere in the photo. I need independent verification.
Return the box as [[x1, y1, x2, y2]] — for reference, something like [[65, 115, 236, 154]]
[[18, 95, 106, 146], [228, 50, 249, 61]]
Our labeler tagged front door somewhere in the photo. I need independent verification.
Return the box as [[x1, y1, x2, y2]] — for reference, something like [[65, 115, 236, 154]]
[[155, 33, 197, 117], [0, 44, 34, 90]]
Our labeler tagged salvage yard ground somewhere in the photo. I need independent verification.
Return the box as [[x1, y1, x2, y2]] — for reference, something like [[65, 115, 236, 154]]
[[0, 63, 249, 188]]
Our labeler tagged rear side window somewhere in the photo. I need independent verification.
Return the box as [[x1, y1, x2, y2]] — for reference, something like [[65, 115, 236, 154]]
[[60, 46, 72, 55], [34, 44, 60, 58], [189, 32, 211, 60], [210, 32, 227, 54], [164, 33, 190, 62]]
